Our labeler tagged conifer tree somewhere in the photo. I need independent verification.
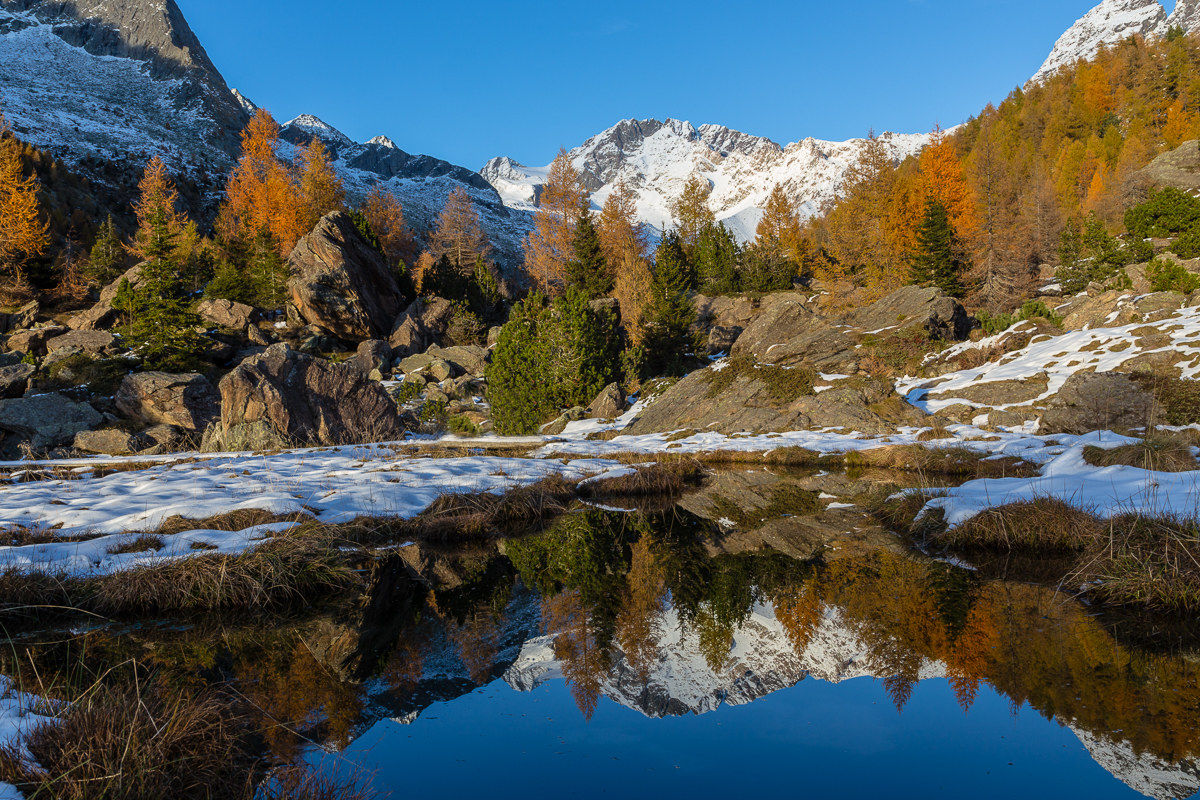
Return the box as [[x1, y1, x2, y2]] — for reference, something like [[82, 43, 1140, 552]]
[[85, 215, 125, 285], [693, 221, 741, 295], [597, 181, 647, 266], [525, 150, 587, 295], [429, 187, 490, 276], [565, 210, 611, 298], [217, 109, 306, 255], [363, 186, 417, 267], [297, 138, 345, 230], [124, 161, 205, 369], [642, 233, 699, 376], [910, 199, 967, 298], [0, 116, 49, 287], [670, 176, 716, 255]]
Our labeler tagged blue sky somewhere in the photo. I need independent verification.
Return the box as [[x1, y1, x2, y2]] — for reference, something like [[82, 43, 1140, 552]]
[[181, 0, 1171, 169]]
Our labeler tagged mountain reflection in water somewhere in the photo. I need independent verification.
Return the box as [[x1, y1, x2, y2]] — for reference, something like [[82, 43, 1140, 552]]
[[8, 471, 1200, 799]]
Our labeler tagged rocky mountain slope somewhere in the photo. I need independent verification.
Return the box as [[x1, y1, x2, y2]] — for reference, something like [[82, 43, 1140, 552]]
[[1030, 0, 1200, 85], [482, 119, 931, 241]]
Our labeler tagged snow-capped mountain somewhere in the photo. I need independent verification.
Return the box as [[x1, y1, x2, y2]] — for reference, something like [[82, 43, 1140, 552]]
[[1030, 0, 1200, 85], [1072, 728, 1200, 800], [481, 119, 932, 242], [0, 0, 246, 206], [276, 113, 530, 268]]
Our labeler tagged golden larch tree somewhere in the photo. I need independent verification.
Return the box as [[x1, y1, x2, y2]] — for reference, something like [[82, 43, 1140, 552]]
[[524, 149, 586, 295], [217, 108, 306, 254], [612, 251, 654, 345], [754, 184, 803, 259], [917, 126, 978, 237], [428, 187, 489, 271], [297, 138, 345, 231], [0, 115, 49, 286], [363, 186, 417, 266], [597, 180, 647, 266], [670, 175, 716, 253]]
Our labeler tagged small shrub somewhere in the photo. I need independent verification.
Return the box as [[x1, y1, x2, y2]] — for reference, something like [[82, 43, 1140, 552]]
[[1170, 227, 1200, 259], [1145, 256, 1200, 294], [1125, 187, 1200, 239], [447, 414, 479, 437]]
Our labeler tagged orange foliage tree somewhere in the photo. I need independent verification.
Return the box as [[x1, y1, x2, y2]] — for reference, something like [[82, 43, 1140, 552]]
[[216, 109, 306, 254], [0, 115, 49, 286], [524, 150, 587, 295], [362, 186, 416, 267], [296, 138, 345, 231]]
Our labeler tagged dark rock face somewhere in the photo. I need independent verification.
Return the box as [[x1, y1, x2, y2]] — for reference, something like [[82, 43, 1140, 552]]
[[210, 343, 405, 449], [0, 363, 34, 399], [0, 392, 102, 450], [730, 293, 859, 373], [1039, 372, 1163, 435], [115, 372, 219, 432], [847, 285, 972, 341], [389, 297, 455, 356], [287, 211, 408, 342]]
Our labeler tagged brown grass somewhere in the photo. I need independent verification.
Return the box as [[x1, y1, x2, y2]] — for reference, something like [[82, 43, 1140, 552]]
[[2, 683, 255, 800], [1075, 514, 1200, 613], [405, 474, 579, 539], [578, 461, 706, 497], [107, 534, 164, 555], [153, 509, 316, 537], [260, 767, 377, 800], [1082, 435, 1200, 473], [87, 533, 360, 615], [932, 498, 1103, 551]]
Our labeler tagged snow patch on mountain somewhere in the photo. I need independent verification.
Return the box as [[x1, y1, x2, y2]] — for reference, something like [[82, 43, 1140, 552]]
[[1028, 0, 1199, 86], [482, 119, 931, 242], [1072, 727, 1200, 800], [0, 5, 235, 183]]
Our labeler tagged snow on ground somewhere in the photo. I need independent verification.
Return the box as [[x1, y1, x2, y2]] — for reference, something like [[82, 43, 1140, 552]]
[[922, 439, 1200, 527], [0, 677, 55, 799], [897, 305, 1200, 414], [0, 445, 623, 577]]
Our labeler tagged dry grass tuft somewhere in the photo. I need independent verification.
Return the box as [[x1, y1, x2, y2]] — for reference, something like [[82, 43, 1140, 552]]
[[260, 766, 378, 800], [154, 509, 315, 537], [107, 534, 164, 555], [2, 683, 254, 800], [407, 474, 579, 539], [1076, 514, 1200, 613], [1082, 435, 1200, 473], [87, 533, 359, 614], [933, 498, 1102, 551], [578, 461, 706, 497]]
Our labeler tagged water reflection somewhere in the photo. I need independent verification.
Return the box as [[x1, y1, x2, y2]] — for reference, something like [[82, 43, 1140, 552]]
[[5, 471, 1200, 799]]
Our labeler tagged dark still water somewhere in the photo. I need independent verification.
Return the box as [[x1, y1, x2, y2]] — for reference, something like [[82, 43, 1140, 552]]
[[10, 469, 1200, 799]]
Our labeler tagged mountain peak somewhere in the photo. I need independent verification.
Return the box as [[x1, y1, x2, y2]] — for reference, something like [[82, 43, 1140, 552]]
[[282, 114, 354, 147], [1029, 0, 1171, 85], [1168, 0, 1200, 30]]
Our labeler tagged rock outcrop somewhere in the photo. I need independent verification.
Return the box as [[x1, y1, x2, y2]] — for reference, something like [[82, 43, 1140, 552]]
[[67, 265, 143, 331], [195, 298, 255, 331], [0, 393, 102, 452], [287, 211, 407, 342], [206, 343, 405, 450], [115, 372, 220, 433], [389, 297, 455, 356], [846, 285, 972, 341], [1039, 372, 1163, 434], [730, 294, 859, 373]]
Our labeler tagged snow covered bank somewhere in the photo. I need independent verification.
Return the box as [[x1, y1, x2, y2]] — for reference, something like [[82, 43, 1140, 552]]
[[0, 677, 55, 800], [0, 446, 622, 577], [921, 439, 1200, 527]]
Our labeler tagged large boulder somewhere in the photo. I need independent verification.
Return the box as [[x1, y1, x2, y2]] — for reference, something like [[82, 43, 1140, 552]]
[[626, 366, 927, 436], [5, 326, 67, 357], [389, 297, 455, 356], [1134, 139, 1200, 191], [351, 339, 392, 377], [195, 298, 256, 331], [1039, 372, 1163, 435], [287, 211, 407, 341], [695, 294, 757, 330], [0, 301, 39, 333], [426, 345, 489, 378], [67, 265, 143, 331], [115, 372, 220, 433], [586, 383, 625, 420], [207, 343, 405, 450], [44, 329, 117, 356], [0, 393, 102, 451], [74, 429, 149, 456], [730, 294, 859, 373], [846, 285, 972, 341]]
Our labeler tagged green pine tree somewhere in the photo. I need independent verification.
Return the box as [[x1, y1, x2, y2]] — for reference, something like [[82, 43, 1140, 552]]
[[248, 228, 288, 308], [642, 232, 700, 377], [564, 210, 612, 298], [909, 199, 967, 298], [693, 222, 741, 295], [85, 215, 125, 285], [124, 207, 206, 371]]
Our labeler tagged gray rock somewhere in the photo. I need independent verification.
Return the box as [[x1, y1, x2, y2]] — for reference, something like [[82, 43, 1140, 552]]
[[44, 329, 116, 356], [389, 297, 455, 356], [67, 265, 143, 331], [287, 211, 407, 341], [0, 363, 34, 399], [1039, 372, 1163, 435], [352, 339, 392, 375], [731, 295, 858, 373], [0, 393, 102, 450], [428, 359, 453, 383], [6, 326, 68, 357], [0, 301, 39, 333], [847, 285, 972, 341], [207, 343, 405, 450], [74, 429, 147, 456], [195, 298, 255, 331], [427, 344, 489, 377], [586, 383, 625, 420], [115, 372, 220, 432], [706, 325, 743, 355]]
